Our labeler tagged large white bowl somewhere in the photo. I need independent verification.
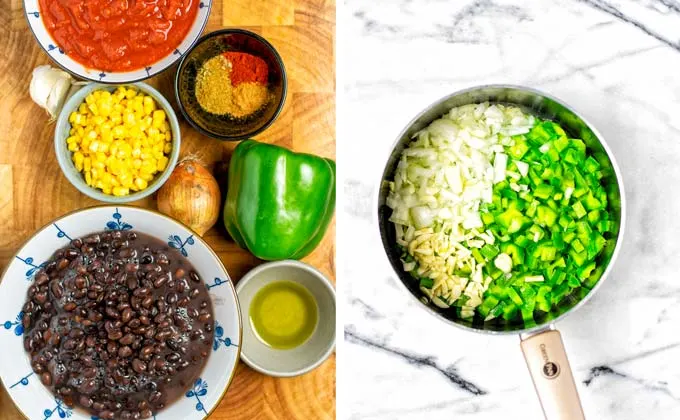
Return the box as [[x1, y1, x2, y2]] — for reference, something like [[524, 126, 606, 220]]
[[23, 0, 212, 83], [0, 205, 241, 420]]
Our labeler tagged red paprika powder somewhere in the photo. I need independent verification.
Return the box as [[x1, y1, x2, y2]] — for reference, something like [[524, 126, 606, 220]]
[[222, 52, 269, 86]]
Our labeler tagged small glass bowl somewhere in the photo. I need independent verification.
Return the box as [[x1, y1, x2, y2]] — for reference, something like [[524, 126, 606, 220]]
[[174, 29, 287, 141]]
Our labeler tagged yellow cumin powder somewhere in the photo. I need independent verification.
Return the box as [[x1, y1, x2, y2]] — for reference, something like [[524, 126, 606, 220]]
[[195, 55, 270, 118]]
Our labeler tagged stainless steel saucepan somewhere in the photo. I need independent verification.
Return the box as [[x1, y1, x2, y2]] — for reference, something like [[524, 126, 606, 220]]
[[376, 85, 625, 419]]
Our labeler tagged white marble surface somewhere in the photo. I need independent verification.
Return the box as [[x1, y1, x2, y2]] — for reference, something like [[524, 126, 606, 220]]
[[339, 0, 680, 418]]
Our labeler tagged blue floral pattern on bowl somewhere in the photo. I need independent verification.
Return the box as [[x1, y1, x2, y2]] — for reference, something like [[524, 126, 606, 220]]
[[9, 372, 33, 389], [206, 277, 228, 290], [168, 234, 195, 257], [43, 398, 72, 419], [186, 378, 208, 415], [106, 208, 133, 231], [0, 205, 240, 420], [213, 322, 239, 350], [3, 311, 24, 336]]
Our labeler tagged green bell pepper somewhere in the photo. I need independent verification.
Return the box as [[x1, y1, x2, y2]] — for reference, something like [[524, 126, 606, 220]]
[[223, 140, 336, 260]]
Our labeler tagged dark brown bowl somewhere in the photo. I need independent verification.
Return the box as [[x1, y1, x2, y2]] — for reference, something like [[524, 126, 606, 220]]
[[174, 29, 287, 141]]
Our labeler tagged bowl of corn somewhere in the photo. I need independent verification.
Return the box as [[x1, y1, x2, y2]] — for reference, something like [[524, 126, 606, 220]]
[[55, 82, 181, 203]]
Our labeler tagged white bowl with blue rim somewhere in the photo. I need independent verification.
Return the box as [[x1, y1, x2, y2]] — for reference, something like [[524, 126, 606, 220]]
[[23, 0, 212, 83], [55, 82, 181, 204], [0, 205, 242, 420]]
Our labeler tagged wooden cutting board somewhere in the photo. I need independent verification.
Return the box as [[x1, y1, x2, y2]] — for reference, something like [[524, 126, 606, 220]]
[[0, 0, 336, 419]]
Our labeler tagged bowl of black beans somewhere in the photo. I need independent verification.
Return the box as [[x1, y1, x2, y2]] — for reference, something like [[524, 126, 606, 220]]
[[0, 206, 242, 420]]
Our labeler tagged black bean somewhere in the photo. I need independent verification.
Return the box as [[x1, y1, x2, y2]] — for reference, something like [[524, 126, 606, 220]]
[[153, 274, 168, 288], [56, 258, 70, 271], [108, 330, 123, 341], [189, 288, 200, 299], [141, 296, 153, 308], [35, 271, 50, 286], [79, 395, 93, 408], [177, 297, 190, 307], [34, 291, 48, 304], [93, 401, 106, 411], [132, 359, 147, 373], [189, 271, 200, 283], [149, 390, 163, 403], [63, 301, 76, 311], [166, 293, 177, 304], [133, 287, 150, 297], [98, 411, 114, 420], [79, 378, 98, 394], [74, 276, 88, 289], [188, 308, 199, 319], [119, 333, 135, 345], [105, 307, 120, 319], [140, 254, 153, 265], [118, 345, 133, 358], [198, 313, 212, 322]]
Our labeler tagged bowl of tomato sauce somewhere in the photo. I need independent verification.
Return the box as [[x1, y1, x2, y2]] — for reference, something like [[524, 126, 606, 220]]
[[24, 0, 211, 83]]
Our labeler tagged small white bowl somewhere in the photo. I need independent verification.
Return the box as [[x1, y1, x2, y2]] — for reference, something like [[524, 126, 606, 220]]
[[23, 0, 211, 83], [236, 260, 335, 377], [0, 205, 241, 420], [54, 82, 181, 203]]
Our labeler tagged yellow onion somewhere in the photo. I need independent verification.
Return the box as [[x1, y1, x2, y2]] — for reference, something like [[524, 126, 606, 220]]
[[157, 158, 221, 236]]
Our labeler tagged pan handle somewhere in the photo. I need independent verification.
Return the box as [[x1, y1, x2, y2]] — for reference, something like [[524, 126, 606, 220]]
[[520, 329, 585, 420]]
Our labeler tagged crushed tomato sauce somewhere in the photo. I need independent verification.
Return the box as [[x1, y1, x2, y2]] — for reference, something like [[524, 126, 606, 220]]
[[38, 0, 199, 71]]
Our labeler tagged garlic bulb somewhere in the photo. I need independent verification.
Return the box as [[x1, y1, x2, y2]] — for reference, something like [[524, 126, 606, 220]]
[[29, 65, 73, 119]]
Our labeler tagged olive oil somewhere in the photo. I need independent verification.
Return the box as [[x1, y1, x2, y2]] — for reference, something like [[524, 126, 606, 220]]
[[249, 281, 318, 349]]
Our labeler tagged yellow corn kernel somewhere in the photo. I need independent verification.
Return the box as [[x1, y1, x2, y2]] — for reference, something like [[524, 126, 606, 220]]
[[125, 88, 137, 99], [93, 160, 105, 170], [68, 143, 79, 152], [112, 126, 126, 139], [91, 168, 99, 180], [118, 143, 132, 158], [85, 171, 92, 186], [156, 156, 169, 172], [124, 112, 136, 126], [140, 173, 154, 182], [118, 171, 131, 185], [165, 132, 172, 142], [112, 186, 130, 196], [132, 148, 142, 158], [87, 130, 98, 140], [152, 110, 166, 122], [69, 112, 78, 124], [79, 103, 88, 114], [163, 142, 172, 154], [133, 159, 142, 169], [101, 171, 113, 187], [73, 113, 85, 126], [134, 177, 148, 190], [66, 136, 77, 144], [88, 141, 99, 153], [87, 103, 99, 116], [147, 127, 159, 139]]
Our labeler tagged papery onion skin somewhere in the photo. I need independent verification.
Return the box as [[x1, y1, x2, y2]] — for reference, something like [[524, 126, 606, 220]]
[[157, 159, 221, 236]]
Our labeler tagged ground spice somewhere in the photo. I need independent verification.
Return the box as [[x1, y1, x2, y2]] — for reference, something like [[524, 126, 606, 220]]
[[222, 52, 269, 85], [195, 54, 271, 118]]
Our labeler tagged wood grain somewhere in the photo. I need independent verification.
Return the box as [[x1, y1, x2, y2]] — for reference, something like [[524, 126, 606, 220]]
[[0, 0, 335, 418]]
